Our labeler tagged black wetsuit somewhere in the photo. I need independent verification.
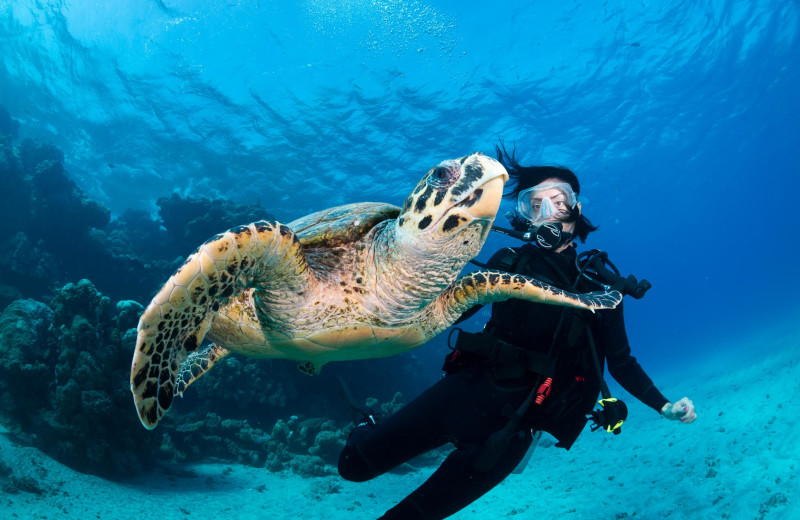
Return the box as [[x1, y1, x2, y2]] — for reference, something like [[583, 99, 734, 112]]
[[338, 244, 669, 520]]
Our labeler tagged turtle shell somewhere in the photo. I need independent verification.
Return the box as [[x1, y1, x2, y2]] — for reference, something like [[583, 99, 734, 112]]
[[288, 202, 400, 248]]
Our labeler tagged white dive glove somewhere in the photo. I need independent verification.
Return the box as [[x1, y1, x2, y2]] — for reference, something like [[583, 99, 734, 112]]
[[661, 397, 697, 424]]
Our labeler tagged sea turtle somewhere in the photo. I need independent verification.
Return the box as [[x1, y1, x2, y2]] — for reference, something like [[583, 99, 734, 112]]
[[131, 152, 621, 429]]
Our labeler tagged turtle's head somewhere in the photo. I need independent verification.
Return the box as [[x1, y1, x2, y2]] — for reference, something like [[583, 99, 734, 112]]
[[397, 153, 508, 251]]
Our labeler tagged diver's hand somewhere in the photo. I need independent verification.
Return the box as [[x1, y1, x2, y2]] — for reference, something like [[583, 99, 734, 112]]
[[661, 397, 696, 424]]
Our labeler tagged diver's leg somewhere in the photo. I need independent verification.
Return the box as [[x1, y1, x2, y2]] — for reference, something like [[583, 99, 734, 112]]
[[338, 370, 475, 482], [379, 429, 534, 520]]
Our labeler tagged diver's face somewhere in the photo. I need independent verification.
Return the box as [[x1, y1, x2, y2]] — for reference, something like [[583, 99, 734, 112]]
[[535, 177, 576, 235]]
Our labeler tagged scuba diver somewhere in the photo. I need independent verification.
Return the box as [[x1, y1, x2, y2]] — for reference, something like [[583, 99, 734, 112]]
[[337, 144, 697, 520]]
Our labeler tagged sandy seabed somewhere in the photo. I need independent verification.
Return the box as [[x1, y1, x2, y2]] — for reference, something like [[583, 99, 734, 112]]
[[3, 321, 798, 520]]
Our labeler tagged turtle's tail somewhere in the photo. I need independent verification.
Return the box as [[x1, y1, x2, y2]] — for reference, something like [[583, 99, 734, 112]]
[[130, 220, 306, 429]]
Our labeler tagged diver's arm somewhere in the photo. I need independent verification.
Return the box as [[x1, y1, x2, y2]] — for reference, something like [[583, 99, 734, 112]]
[[597, 303, 669, 411], [599, 305, 696, 423], [607, 345, 670, 412]]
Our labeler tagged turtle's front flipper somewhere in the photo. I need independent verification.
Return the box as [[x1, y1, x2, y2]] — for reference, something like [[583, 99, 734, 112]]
[[131, 221, 307, 429], [430, 270, 622, 333]]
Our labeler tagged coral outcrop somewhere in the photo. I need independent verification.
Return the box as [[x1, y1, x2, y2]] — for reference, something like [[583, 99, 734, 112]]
[[0, 109, 432, 479], [0, 281, 417, 478], [0, 280, 160, 476], [0, 109, 275, 307], [157, 193, 272, 255]]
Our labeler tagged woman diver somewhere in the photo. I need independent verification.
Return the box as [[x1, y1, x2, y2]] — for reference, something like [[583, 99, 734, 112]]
[[337, 144, 697, 519]]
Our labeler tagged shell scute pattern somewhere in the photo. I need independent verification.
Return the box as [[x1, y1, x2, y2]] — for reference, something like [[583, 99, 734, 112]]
[[132, 362, 147, 386], [254, 220, 273, 233], [187, 274, 208, 303], [168, 285, 190, 308], [203, 233, 226, 245]]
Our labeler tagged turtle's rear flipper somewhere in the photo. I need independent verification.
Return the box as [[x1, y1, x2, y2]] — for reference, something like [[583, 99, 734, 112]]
[[131, 220, 307, 429], [177, 343, 231, 396]]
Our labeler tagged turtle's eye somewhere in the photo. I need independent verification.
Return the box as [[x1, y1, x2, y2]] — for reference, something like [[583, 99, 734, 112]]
[[426, 160, 461, 190]]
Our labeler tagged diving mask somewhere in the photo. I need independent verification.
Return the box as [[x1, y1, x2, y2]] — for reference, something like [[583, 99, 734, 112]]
[[516, 182, 578, 226]]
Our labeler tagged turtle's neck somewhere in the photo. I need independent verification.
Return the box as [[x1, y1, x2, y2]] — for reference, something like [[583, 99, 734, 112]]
[[367, 220, 470, 323]]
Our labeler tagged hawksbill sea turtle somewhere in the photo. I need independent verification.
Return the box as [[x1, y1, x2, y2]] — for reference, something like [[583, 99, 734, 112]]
[[131, 152, 621, 429]]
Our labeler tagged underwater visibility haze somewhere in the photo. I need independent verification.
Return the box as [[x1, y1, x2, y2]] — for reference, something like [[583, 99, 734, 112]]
[[0, 0, 798, 519]]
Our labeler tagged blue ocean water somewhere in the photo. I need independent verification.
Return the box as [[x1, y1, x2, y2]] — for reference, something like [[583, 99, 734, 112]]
[[3, 1, 797, 372], [1, 0, 799, 517]]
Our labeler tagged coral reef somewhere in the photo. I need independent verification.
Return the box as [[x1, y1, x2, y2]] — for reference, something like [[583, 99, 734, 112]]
[[157, 193, 272, 254], [0, 110, 275, 307], [262, 415, 345, 476], [0, 277, 428, 478], [0, 109, 433, 479], [155, 410, 349, 477], [367, 391, 406, 419], [0, 294, 421, 479], [0, 280, 161, 476], [0, 132, 126, 302]]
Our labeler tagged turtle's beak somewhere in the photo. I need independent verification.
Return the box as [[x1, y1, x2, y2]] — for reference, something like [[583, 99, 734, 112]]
[[453, 154, 508, 221], [458, 173, 507, 221]]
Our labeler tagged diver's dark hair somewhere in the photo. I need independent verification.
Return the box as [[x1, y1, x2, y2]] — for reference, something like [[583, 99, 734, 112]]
[[496, 141, 598, 242]]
